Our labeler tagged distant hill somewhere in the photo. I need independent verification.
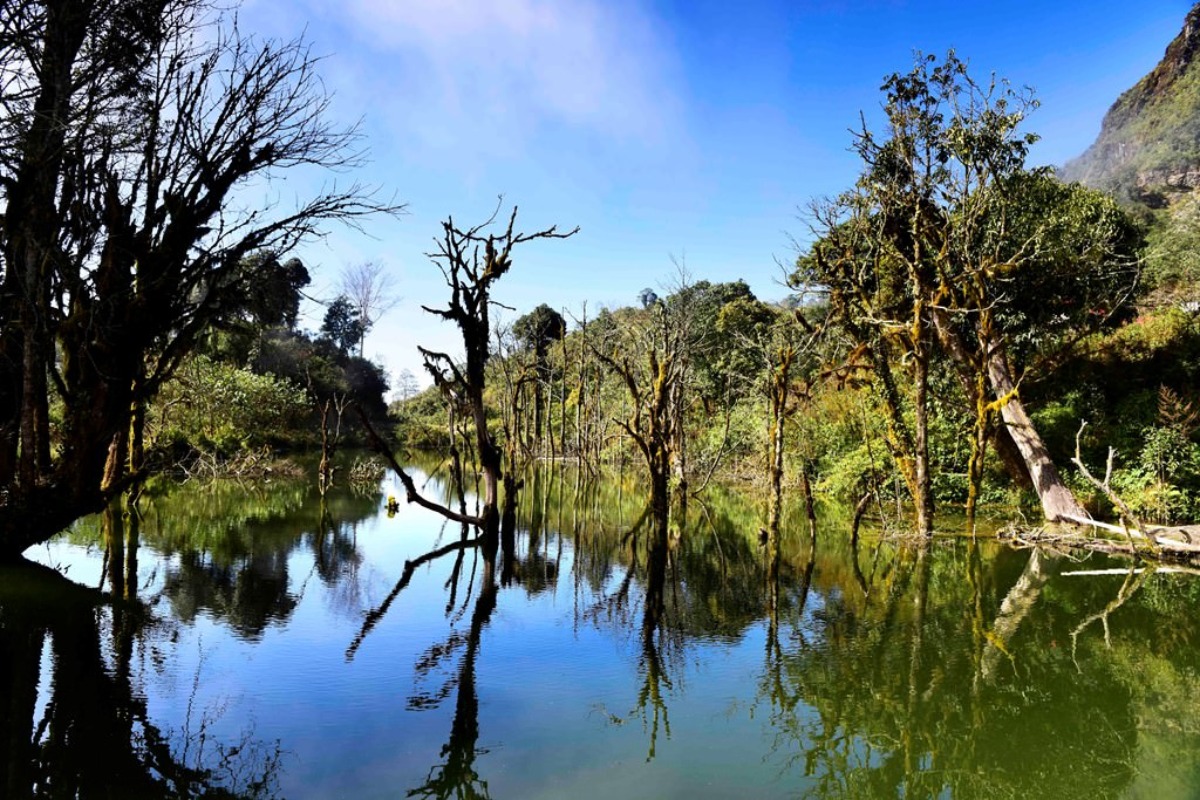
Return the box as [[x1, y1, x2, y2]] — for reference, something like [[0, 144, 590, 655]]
[[1061, 3, 1200, 207]]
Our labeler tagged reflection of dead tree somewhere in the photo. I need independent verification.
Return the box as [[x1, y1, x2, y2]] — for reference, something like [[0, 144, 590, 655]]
[[1069, 565, 1154, 662], [579, 503, 652, 625], [1, 558, 283, 798], [606, 517, 681, 763], [761, 533, 817, 756], [312, 502, 366, 617], [581, 500, 682, 762], [632, 634, 673, 763], [408, 567, 499, 800], [849, 532, 870, 598], [174, 646, 285, 798], [597, 538, 676, 764], [345, 537, 483, 659], [443, 526, 477, 617], [347, 527, 501, 794]]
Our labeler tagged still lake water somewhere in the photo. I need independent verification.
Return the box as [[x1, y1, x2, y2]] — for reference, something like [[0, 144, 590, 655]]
[[5, 458, 1200, 798]]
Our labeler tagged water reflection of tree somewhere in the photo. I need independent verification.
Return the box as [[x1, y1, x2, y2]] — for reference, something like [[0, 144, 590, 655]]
[[165, 550, 297, 640], [346, 467, 546, 798], [14, 473, 396, 794], [527, 463, 812, 764], [565, 472, 775, 642], [310, 498, 367, 615], [632, 512, 679, 762], [761, 519, 817, 743], [756, 540, 1154, 799], [343, 510, 505, 799], [351, 460, 764, 788], [407, 557, 499, 800], [0, 544, 283, 798], [105, 475, 382, 639], [501, 468, 561, 595], [579, 500, 680, 761], [343, 460, 1200, 797]]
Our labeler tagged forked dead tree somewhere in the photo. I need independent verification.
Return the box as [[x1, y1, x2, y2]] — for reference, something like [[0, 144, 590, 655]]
[[591, 300, 687, 532], [369, 204, 577, 540]]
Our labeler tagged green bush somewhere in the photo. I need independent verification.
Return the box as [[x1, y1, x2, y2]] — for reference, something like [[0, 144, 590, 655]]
[[151, 355, 309, 456]]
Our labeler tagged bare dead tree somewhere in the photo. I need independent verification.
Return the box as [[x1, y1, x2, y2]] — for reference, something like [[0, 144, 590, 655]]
[[590, 299, 687, 532], [368, 204, 577, 539], [340, 260, 401, 357]]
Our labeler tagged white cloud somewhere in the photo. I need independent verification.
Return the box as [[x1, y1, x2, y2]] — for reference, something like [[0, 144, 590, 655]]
[[330, 0, 682, 154]]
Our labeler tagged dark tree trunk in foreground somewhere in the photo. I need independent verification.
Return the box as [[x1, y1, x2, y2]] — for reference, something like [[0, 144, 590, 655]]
[[0, 1, 398, 558]]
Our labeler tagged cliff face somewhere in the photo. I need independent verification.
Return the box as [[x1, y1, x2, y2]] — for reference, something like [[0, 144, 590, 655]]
[[1062, 3, 1200, 206]]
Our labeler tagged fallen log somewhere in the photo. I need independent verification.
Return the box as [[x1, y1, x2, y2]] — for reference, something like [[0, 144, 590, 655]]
[[1058, 513, 1200, 556], [1062, 566, 1200, 576]]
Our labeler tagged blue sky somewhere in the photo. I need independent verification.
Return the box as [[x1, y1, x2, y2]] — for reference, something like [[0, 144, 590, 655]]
[[240, 0, 1190, 390]]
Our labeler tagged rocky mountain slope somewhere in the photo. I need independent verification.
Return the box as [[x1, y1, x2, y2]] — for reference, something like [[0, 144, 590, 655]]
[[1062, 3, 1200, 206]]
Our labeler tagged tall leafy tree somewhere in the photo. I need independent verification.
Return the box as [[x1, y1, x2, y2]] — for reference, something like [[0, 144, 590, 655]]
[[797, 52, 1140, 530], [198, 252, 311, 363], [513, 303, 566, 446], [320, 295, 365, 357]]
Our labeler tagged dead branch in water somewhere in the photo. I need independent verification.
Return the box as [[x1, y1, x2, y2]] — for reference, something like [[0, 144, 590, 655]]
[[1070, 421, 1156, 555]]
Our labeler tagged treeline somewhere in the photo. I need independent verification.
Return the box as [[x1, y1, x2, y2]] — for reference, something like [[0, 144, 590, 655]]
[[392, 53, 1200, 537], [144, 254, 391, 471]]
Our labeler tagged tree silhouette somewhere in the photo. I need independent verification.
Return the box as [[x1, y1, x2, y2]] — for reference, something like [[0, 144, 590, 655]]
[[0, 0, 401, 557]]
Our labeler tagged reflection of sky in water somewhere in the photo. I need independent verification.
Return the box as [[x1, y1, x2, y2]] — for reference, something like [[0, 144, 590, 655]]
[[15, 465, 1200, 799]]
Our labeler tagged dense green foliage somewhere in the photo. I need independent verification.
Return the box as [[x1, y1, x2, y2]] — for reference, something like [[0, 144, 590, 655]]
[[383, 52, 1200, 534], [321, 295, 367, 358], [139, 250, 392, 469], [151, 355, 309, 456], [391, 257, 1200, 529], [9, 0, 1200, 550]]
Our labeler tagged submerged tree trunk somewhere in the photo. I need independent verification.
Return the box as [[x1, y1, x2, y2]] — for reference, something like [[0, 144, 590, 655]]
[[911, 332, 934, 537], [766, 349, 792, 540], [471, 381, 503, 542]]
